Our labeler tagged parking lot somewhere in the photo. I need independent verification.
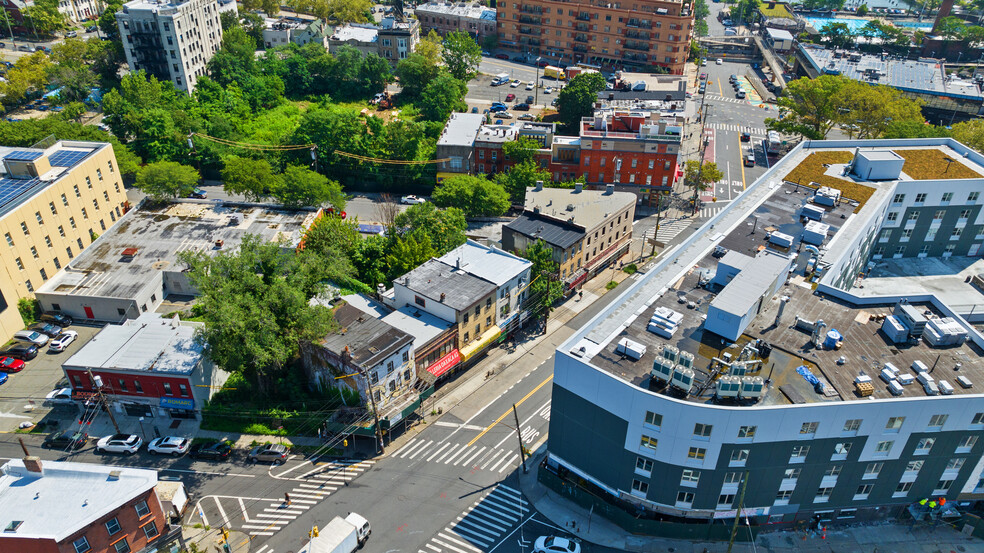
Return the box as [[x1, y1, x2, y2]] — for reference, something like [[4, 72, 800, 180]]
[[0, 323, 103, 433]]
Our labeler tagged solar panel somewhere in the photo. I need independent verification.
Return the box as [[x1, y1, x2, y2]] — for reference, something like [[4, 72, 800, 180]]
[[47, 150, 90, 167], [4, 150, 42, 161], [0, 177, 42, 209]]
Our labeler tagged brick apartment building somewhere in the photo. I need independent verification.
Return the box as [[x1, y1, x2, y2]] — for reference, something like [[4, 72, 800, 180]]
[[496, 0, 695, 74]]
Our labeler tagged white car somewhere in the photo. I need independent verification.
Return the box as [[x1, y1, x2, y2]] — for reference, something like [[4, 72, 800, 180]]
[[495, 112, 513, 119], [148, 436, 190, 456], [48, 330, 78, 352], [533, 536, 580, 553], [96, 433, 142, 454], [400, 195, 426, 205], [716, 58, 723, 65], [65, 30, 78, 38], [510, 79, 521, 88], [45, 387, 73, 404], [526, 81, 534, 90], [544, 87, 554, 94]]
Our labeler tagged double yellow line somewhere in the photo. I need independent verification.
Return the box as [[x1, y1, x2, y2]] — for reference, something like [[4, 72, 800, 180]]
[[466, 375, 553, 447]]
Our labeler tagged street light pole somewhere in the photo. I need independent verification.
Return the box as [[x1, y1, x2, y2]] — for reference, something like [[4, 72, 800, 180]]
[[87, 368, 121, 434], [534, 56, 541, 107]]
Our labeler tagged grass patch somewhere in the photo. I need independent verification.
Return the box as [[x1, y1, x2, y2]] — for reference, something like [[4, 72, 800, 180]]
[[623, 263, 638, 275], [894, 149, 982, 180], [605, 281, 619, 290], [784, 151, 875, 213], [758, 2, 794, 18]]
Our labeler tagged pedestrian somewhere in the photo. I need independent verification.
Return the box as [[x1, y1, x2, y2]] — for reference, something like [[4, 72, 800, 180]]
[[285, 493, 291, 506]]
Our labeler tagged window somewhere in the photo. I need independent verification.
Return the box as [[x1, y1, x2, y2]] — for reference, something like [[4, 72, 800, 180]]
[[724, 472, 741, 484], [58, 225, 65, 237], [113, 539, 130, 553], [791, 445, 809, 461], [875, 440, 894, 455], [775, 490, 793, 503], [640, 435, 657, 450], [934, 209, 946, 220], [947, 458, 966, 471], [892, 193, 905, 203], [14, 257, 22, 270], [644, 411, 662, 428], [915, 437, 935, 454], [688, 447, 706, 460], [843, 419, 862, 433], [885, 417, 905, 432], [960, 209, 972, 219], [929, 414, 948, 428], [105, 517, 122, 536], [815, 487, 833, 503], [3, 233, 11, 246], [636, 457, 653, 473], [179, 384, 189, 396], [134, 380, 143, 393], [61, 193, 68, 206], [693, 423, 712, 438], [975, 413, 984, 426], [134, 500, 150, 517], [30, 246, 38, 258], [886, 211, 898, 221], [737, 425, 756, 438], [801, 422, 819, 434], [163, 383, 172, 395], [824, 465, 842, 477], [895, 481, 913, 496], [905, 460, 923, 473], [25, 280, 32, 292], [35, 211, 43, 224], [676, 491, 695, 505], [952, 227, 963, 238], [44, 235, 52, 248], [632, 479, 649, 494], [96, 169, 103, 181], [74, 184, 81, 197], [77, 238, 84, 249], [730, 449, 748, 464], [70, 217, 76, 228], [935, 480, 954, 493], [958, 435, 978, 452], [915, 193, 927, 203], [82, 208, 88, 219], [970, 191, 981, 201], [73, 537, 91, 553], [833, 442, 851, 459], [681, 469, 700, 484], [855, 484, 873, 500], [20, 222, 28, 235], [783, 468, 801, 480], [942, 192, 953, 202], [907, 211, 919, 221], [718, 494, 736, 507]]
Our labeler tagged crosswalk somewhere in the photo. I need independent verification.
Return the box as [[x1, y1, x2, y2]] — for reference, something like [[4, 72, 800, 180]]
[[655, 218, 692, 244], [704, 94, 748, 104], [699, 203, 729, 218], [418, 484, 529, 553], [707, 123, 768, 135], [391, 438, 522, 474], [198, 460, 375, 538]]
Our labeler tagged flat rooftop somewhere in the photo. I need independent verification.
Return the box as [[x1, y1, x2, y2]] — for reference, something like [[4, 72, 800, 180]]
[[0, 141, 107, 220], [0, 459, 158, 541], [330, 23, 377, 42], [37, 202, 318, 300], [400, 259, 496, 312], [64, 313, 202, 375], [341, 293, 452, 348], [800, 45, 984, 101], [438, 112, 485, 147], [564, 139, 984, 406], [524, 185, 636, 232], [319, 302, 412, 368], [416, 1, 495, 19], [437, 239, 531, 287]]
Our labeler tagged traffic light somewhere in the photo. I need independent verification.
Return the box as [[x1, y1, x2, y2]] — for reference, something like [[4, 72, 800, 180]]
[[222, 528, 229, 541], [343, 439, 348, 447], [309, 525, 319, 537]]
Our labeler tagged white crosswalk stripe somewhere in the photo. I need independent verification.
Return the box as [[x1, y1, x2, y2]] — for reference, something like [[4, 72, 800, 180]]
[[396, 440, 519, 473], [421, 485, 530, 552], [655, 218, 692, 244], [706, 123, 768, 134], [700, 202, 730, 218]]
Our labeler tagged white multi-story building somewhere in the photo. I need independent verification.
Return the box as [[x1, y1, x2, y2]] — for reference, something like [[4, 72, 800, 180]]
[[116, 0, 231, 93], [57, 0, 100, 23]]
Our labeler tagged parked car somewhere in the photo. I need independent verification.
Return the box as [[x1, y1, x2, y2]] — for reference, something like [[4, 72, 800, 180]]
[[533, 536, 581, 553], [525, 95, 534, 104], [48, 330, 78, 352], [494, 53, 509, 60], [248, 443, 289, 464], [745, 152, 756, 166], [40, 312, 72, 327], [85, 25, 97, 32], [513, 103, 530, 111], [0, 356, 25, 373], [471, 106, 479, 113], [96, 434, 142, 454], [505, 93, 515, 102], [189, 188, 207, 199], [45, 387, 74, 404], [17, 45, 31, 52], [190, 440, 233, 460], [14, 330, 49, 346], [481, 50, 491, 56], [494, 111, 513, 119], [741, 131, 751, 142], [518, 114, 536, 121], [512, 56, 525, 62], [526, 81, 534, 90], [0, 372, 7, 386], [537, 59, 549, 67], [489, 102, 508, 113], [550, 98, 558, 106], [736, 90, 746, 99], [28, 322, 61, 337], [510, 79, 521, 88], [400, 195, 426, 205], [43, 429, 88, 450], [729, 74, 737, 83], [148, 436, 191, 456], [65, 30, 78, 38], [544, 87, 553, 94]]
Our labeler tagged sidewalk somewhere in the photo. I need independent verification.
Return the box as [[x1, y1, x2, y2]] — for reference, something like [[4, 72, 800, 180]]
[[519, 448, 984, 553]]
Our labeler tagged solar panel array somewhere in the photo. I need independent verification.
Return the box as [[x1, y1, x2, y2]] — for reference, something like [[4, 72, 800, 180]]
[[48, 150, 91, 167], [4, 150, 43, 161], [0, 177, 42, 209]]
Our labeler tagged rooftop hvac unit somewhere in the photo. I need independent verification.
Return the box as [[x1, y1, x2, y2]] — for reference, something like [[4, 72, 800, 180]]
[[648, 319, 678, 338], [730, 362, 748, 376], [653, 306, 684, 327], [911, 360, 929, 373], [717, 375, 741, 399], [888, 380, 904, 396], [854, 374, 872, 385], [616, 338, 646, 361], [883, 362, 900, 376], [678, 350, 694, 369], [881, 315, 908, 344], [939, 380, 955, 395], [671, 366, 695, 394], [923, 381, 939, 396], [662, 344, 679, 363], [880, 368, 896, 383], [739, 376, 765, 399], [957, 375, 973, 389], [897, 373, 915, 385], [651, 358, 674, 382], [916, 371, 934, 385]]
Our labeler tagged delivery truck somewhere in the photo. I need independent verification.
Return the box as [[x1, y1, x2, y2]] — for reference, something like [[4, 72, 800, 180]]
[[542, 65, 564, 80], [298, 513, 371, 553]]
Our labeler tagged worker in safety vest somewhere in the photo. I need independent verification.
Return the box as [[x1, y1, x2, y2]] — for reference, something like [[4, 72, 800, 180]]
[[919, 499, 928, 506]]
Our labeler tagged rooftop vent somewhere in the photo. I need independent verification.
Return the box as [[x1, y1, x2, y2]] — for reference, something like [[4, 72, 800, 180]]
[[121, 247, 138, 258], [108, 470, 122, 480], [4, 521, 23, 533]]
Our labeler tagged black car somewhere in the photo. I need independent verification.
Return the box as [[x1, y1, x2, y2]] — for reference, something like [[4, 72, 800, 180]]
[[190, 440, 233, 460], [28, 322, 61, 337], [40, 312, 72, 327], [525, 95, 534, 104], [43, 429, 88, 450], [513, 103, 530, 111], [1, 342, 37, 360]]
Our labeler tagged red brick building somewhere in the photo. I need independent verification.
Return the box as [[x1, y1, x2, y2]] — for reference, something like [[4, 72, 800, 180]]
[[0, 457, 170, 553]]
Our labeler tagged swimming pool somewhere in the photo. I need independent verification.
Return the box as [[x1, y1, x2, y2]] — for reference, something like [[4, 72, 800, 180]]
[[802, 15, 932, 32]]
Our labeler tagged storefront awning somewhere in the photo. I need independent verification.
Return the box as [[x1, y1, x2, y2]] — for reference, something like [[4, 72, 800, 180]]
[[159, 397, 195, 410], [460, 326, 501, 362], [426, 349, 461, 379]]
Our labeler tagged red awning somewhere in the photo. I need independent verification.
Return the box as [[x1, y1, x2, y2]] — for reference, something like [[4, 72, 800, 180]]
[[426, 349, 461, 378]]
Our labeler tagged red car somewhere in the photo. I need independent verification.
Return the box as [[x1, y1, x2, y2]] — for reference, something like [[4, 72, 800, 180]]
[[537, 60, 550, 67], [505, 93, 516, 102], [0, 356, 25, 373], [495, 53, 509, 60]]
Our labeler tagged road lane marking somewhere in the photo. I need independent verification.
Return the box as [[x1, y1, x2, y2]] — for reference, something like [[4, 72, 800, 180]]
[[439, 533, 484, 553], [488, 452, 512, 473], [213, 496, 230, 527], [434, 536, 476, 553], [399, 439, 429, 458], [436, 443, 460, 463], [237, 498, 250, 523], [480, 449, 505, 470], [425, 544, 441, 552], [392, 438, 420, 457], [467, 375, 553, 446], [444, 445, 470, 465], [433, 421, 486, 431], [408, 440, 435, 460], [464, 509, 510, 532], [162, 468, 255, 477], [426, 442, 451, 462], [451, 521, 493, 545], [738, 134, 748, 189], [493, 399, 549, 449], [470, 503, 515, 526], [457, 446, 485, 467]]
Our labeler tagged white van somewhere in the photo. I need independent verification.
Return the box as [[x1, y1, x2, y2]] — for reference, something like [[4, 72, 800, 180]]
[[492, 73, 510, 86]]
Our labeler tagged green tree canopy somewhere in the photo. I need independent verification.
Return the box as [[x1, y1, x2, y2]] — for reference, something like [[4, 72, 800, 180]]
[[520, 239, 564, 318], [351, 234, 389, 287], [766, 75, 848, 139], [302, 212, 362, 258], [386, 231, 436, 278], [431, 174, 510, 217], [418, 72, 468, 121], [136, 161, 200, 201], [396, 52, 441, 100], [495, 159, 550, 205], [221, 155, 280, 202], [391, 202, 467, 255], [555, 72, 607, 133], [684, 160, 723, 195], [833, 80, 924, 139], [275, 165, 346, 209], [22, 0, 64, 37], [441, 31, 482, 82]]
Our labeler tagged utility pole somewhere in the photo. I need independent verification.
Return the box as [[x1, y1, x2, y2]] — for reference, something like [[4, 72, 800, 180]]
[[534, 56, 541, 107], [363, 370, 386, 455], [726, 471, 750, 553], [512, 404, 527, 473], [691, 102, 712, 215], [87, 368, 121, 434], [650, 191, 663, 257]]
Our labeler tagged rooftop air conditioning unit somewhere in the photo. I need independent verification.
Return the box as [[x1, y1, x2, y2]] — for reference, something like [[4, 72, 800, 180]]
[[739, 376, 765, 399], [670, 366, 694, 394], [716, 375, 741, 399]]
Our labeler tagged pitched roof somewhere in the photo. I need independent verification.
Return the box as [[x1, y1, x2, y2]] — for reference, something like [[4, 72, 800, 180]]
[[399, 259, 496, 311], [437, 239, 531, 286], [505, 212, 584, 250], [319, 302, 413, 368]]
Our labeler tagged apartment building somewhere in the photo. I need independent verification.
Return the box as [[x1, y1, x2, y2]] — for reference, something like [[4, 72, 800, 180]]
[[501, 182, 635, 291], [415, 1, 497, 40], [57, 0, 100, 22], [117, 0, 229, 93], [544, 138, 984, 538], [262, 17, 330, 50], [0, 141, 128, 341], [378, 16, 420, 64], [497, 0, 694, 74]]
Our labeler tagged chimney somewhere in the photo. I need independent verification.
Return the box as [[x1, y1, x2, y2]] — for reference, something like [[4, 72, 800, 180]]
[[606, 183, 615, 195], [18, 438, 42, 474], [534, 180, 544, 191], [455, 257, 461, 270], [575, 182, 583, 193]]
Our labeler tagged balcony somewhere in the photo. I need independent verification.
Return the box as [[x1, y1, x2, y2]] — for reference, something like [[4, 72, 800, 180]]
[[576, 12, 591, 21], [625, 30, 649, 40], [519, 15, 541, 24], [572, 44, 588, 53], [627, 19, 652, 29], [574, 33, 589, 42], [520, 4, 542, 13], [519, 26, 539, 35], [622, 52, 647, 62], [624, 41, 650, 51], [518, 37, 541, 46], [576, 22, 589, 31]]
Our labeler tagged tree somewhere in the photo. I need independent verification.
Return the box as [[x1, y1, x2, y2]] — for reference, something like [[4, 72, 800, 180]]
[[495, 158, 550, 205], [555, 72, 607, 133], [693, 0, 710, 36], [273, 165, 346, 209], [856, 4, 869, 15], [833, 80, 924, 139], [766, 75, 847, 139], [502, 137, 540, 165], [99, 0, 124, 39], [882, 120, 951, 139], [520, 240, 564, 318], [136, 161, 200, 201], [0, 52, 51, 111], [395, 53, 441, 100], [221, 155, 280, 201], [442, 31, 482, 82], [242, 0, 281, 14], [684, 160, 723, 198], [391, 202, 467, 255], [22, 0, 64, 37], [48, 38, 99, 102], [386, 231, 436, 278], [418, 72, 468, 121], [60, 101, 87, 122], [289, 0, 371, 22], [416, 30, 443, 66], [819, 22, 856, 48], [357, 53, 392, 96], [302, 212, 362, 258], [431, 174, 510, 217], [352, 234, 389, 287], [179, 235, 339, 389], [950, 119, 984, 151]]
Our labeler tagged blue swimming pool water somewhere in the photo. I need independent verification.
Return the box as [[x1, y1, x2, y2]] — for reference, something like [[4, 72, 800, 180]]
[[803, 16, 932, 32]]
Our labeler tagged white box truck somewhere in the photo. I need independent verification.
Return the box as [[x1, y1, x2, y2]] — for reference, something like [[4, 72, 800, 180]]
[[298, 513, 371, 553]]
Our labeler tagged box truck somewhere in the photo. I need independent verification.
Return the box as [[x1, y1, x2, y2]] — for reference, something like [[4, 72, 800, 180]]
[[298, 513, 371, 553]]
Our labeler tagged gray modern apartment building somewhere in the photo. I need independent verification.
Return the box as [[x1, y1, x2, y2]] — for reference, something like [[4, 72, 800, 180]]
[[545, 138, 984, 537]]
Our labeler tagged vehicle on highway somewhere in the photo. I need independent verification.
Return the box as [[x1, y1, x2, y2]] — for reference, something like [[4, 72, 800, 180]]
[[533, 536, 581, 553], [518, 114, 535, 121], [40, 312, 72, 327], [43, 429, 88, 450], [745, 152, 756, 166], [247, 443, 288, 464], [96, 434, 142, 454], [48, 330, 79, 352], [741, 131, 751, 142], [400, 195, 426, 205], [716, 58, 723, 65], [494, 53, 509, 60], [28, 322, 61, 337], [148, 436, 190, 456], [0, 356, 25, 373], [505, 93, 515, 102], [46, 387, 74, 403], [513, 103, 530, 111], [190, 440, 233, 460], [14, 330, 49, 346], [314, 513, 371, 552], [189, 188, 207, 199], [510, 79, 521, 88], [489, 102, 508, 112], [526, 81, 534, 90]]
